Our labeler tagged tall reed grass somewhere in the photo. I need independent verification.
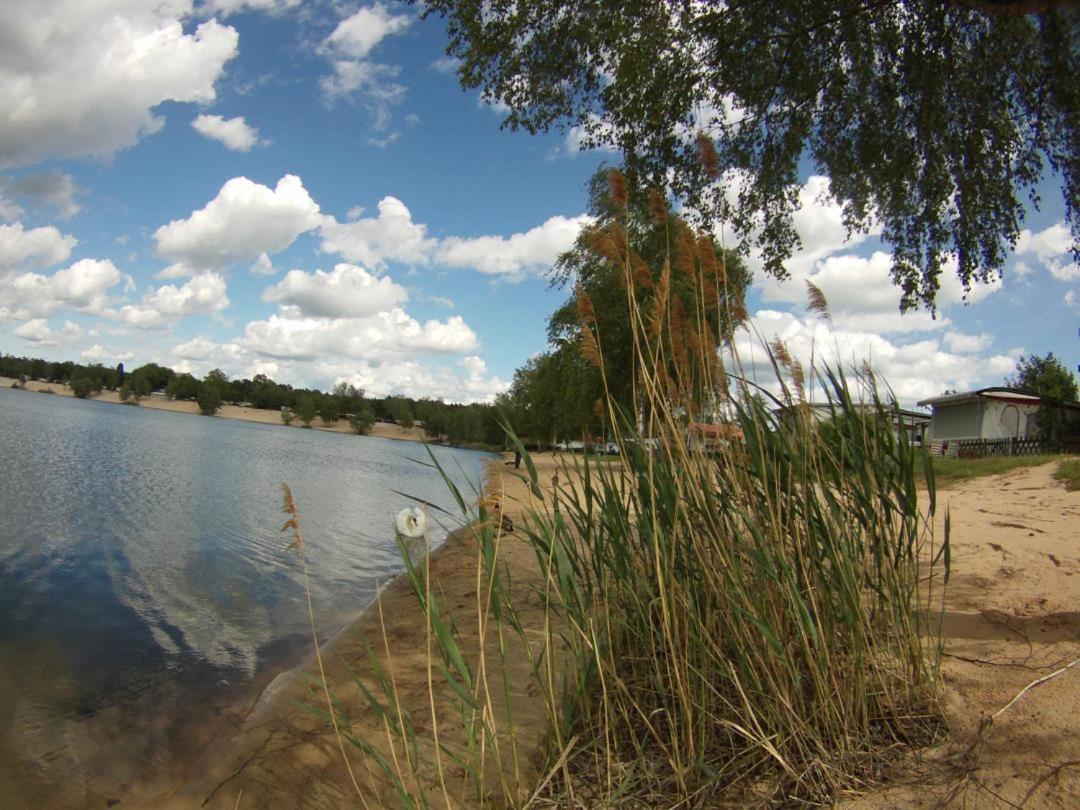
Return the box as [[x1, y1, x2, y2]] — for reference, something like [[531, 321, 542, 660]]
[[292, 170, 949, 807]]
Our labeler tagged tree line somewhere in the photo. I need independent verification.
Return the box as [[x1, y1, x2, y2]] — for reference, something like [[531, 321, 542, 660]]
[[1, 353, 506, 448]]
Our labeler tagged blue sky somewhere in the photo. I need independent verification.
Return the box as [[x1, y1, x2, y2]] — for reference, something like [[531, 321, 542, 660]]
[[1, 0, 1077, 406]]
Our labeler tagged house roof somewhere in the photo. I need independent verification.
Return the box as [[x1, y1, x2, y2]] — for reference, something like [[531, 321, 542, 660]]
[[688, 422, 744, 440], [917, 386, 1080, 410], [774, 402, 930, 421]]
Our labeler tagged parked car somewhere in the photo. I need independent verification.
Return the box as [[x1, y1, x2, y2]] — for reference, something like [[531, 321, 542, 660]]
[[605, 441, 620, 455]]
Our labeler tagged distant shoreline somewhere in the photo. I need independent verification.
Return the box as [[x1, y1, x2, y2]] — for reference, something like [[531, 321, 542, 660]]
[[0, 376, 491, 451]]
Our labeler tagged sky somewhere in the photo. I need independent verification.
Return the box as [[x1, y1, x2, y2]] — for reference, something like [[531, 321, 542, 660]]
[[1, 0, 1077, 408]]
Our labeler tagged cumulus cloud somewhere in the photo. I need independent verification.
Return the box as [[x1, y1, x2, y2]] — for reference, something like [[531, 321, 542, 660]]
[[320, 197, 436, 268], [1014, 222, 1079, 282], [330, 355, 508, 403], [0, 222, 76, 273], [82, 343, 134, 362], [0, 171, 81, 220], [241, 310, 478, 361], [0, 0, 238, 168], [191, 114, 262, 151], [943, 330, 993, 353], [13, 318, 81, 346], [4, 258, 122, 318], [113, 272, 230, 327], [154, 174, 323, 273], [200, 0, 301, 14], [435, 214, 593, 278], [263, 263, 408, 318], [733, 309, 1020, 407], [318, 3, 414, 134]]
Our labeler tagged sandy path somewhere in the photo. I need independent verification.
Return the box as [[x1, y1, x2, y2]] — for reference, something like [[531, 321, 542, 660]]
[[0, 377, 428, 444]]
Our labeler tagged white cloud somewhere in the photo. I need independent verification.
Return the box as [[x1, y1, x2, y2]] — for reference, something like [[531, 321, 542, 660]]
[[0, 1, 238, 168], [154, 174, 323, 272], [250, 253, 274, 275], [14, 318, 81, 346], [318, 3, 413, 133], [191, 114, 262, 151], [0, 171, 81, 220], [1014, 222, 1078, 281], [5, 258, 122, 318], [734, 310, 1010, 407], [943, 330, 993, 353], [1065, 290, 1076, 308], [114, 272, 230, 327], [241, 310, 478, 361], [200, 0, 301, 14], [429, 56, 459, 74], [0, 222, 76, 273], [263, 263, 408, 318], [435, 214, 593, 278], [320, 197, 436, 268], [330, 355, 508, 404], [82, 343, 134, 362]]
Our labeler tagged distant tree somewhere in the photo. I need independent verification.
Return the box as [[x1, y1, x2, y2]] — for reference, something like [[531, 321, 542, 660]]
[[320, 397, 341, 425], [120, 374, 151, 403], [165, 373, 199, 401], [294, 394, 317, 427], [115, 362, 125, 389], [196, 375, 225, 416], [389, 397, 415, 428], [281, 407, 295, 425], [349, 403, 376, 434], [70, 376, 97, 399], [1007, 353, 1079, 444]]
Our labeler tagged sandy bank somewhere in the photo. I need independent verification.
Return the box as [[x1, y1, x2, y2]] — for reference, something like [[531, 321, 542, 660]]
[[167, 460, 1080, 809], [0, 377, 429, 445], [160, 454, 564, 809]]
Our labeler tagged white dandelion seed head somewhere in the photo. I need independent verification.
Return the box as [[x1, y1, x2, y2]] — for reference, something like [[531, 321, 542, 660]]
[[395, 507, 427, 539]]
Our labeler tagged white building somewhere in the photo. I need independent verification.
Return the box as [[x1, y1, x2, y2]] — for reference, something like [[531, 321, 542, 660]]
[[917, 387, 1043, 442]]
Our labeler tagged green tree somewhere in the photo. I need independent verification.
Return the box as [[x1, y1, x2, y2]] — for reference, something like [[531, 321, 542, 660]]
[[388, 397, 414, 428], [165, 373, 199, 400], [1007, 352, 1079, 444], [320, 396, 341, 425], [294, 394, 317, 427], [120, 374, 151, 402], [115, 362, 125, 390], [196, 382, 223, 419], [281, 407, 295, 425], [349, 402, 376, 434], [70, 376, 97, 399], [422, 0, 1078, 310]]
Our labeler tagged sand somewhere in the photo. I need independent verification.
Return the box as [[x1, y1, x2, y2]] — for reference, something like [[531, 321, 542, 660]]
[[0, 377, 430, 445], [847, 462, 1080, 808]]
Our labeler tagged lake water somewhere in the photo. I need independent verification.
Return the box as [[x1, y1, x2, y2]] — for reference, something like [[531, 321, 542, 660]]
[[0, 387, 492, 806]]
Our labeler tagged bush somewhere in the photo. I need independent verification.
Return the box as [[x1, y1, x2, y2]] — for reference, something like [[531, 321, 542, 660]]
[[196, 381, 223, 415], [349, 404, 376, 435], [294, 395, 317, 427], [281, 408, 295, 425], [70, 376, 97, 399]]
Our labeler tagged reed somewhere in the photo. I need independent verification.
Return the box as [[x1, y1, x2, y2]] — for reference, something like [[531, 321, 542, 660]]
[[292, 173, 949, 808]]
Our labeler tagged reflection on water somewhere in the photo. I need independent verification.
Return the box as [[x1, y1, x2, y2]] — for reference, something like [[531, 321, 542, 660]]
[[0, 387, 490, 805]]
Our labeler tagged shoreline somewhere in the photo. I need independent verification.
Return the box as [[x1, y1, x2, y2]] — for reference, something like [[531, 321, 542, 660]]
[[0, 377, 495, 453], [162, 455, 556, 808]]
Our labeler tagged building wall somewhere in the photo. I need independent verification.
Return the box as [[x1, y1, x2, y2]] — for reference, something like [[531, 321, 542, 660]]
[[981, 400, 1041, 440], [928, 401, 983, 440]]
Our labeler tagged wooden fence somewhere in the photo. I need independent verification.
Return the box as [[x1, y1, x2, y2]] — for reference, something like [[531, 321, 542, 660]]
[[954, 437, 1051, 459]]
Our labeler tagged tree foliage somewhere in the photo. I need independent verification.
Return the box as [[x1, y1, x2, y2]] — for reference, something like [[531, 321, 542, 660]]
[[1007, 352, 1079, 442], [422, 0, 1079, 310]]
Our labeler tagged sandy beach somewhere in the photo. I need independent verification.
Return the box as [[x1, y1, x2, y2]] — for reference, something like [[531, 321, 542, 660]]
[[0, 377, 431, 445], [151, 458, 1077, 809]]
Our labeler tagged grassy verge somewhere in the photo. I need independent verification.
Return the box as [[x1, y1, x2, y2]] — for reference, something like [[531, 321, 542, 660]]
[[1053, 458, 1080, 491], [919, 454, 1064, 489]]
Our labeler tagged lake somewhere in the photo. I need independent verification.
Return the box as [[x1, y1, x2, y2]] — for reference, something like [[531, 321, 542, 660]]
[[0, 387, 492, 806]]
